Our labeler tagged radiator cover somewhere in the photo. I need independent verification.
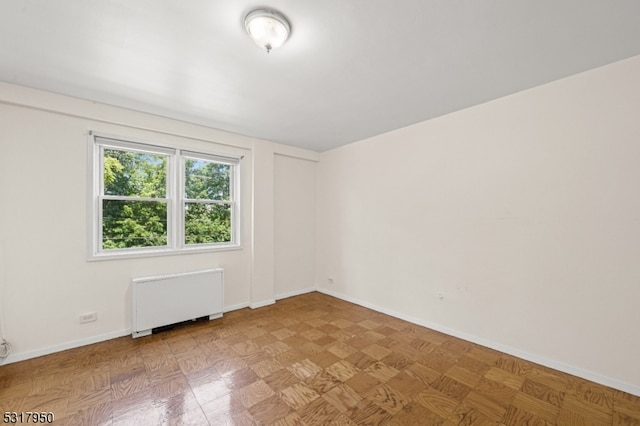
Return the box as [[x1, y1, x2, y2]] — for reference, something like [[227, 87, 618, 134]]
[[131, 268, 223, 338]]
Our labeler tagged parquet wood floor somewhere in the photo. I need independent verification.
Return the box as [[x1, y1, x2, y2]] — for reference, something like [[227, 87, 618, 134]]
[[1, 292, 639, 425]]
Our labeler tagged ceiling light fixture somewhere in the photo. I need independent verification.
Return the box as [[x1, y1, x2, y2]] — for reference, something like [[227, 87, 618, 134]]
[[244, 9, 290, 53]]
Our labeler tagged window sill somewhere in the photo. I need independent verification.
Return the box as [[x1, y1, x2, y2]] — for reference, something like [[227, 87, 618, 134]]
[[87, 244, 243, 262]]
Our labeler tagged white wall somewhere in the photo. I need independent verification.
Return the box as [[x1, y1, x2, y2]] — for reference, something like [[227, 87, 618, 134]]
[[274, 154, 316, 299], [0, 83, 318, 362], [316, 55, 640, 395]]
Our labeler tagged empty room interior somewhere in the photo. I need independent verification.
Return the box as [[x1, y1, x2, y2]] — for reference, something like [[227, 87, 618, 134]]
[[1, 1, 640, 424]]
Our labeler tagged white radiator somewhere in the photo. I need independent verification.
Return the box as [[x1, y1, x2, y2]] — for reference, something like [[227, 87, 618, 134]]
[[131, 268, 223, 338]]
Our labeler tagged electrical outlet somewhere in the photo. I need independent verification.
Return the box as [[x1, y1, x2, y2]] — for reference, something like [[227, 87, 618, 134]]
[[79, 312, 97, 324]]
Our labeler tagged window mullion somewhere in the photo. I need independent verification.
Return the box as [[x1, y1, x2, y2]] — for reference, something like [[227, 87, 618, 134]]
[[175, 152, 184, 249], [167, 151, 178, 250]]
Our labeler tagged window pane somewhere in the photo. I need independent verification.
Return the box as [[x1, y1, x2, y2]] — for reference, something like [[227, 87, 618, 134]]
[[102, 199, 168, 249], [104, 149, 167, 197], [185, 159, 230, 200], [184, 203, 231, 244]]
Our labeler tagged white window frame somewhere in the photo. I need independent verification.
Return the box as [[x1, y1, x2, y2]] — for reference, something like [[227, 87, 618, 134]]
[[88, 132, 241, 260]]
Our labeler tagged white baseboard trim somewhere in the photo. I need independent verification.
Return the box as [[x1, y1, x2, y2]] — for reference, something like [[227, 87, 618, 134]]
[[250, 299, 276, 309], [0, 329, 130, 366], [317, 287, 640, 397], [275, 286, 317, 301], [223, 302, 250, 313], [2, 302, 255, 366]]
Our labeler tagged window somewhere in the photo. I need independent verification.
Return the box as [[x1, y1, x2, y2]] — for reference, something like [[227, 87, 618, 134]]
[[89, 133, 240, 259]]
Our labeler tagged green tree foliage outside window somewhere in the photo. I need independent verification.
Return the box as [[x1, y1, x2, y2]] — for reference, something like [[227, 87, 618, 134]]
[[102, 149, 168, 249], [184, 159, 232, 244]]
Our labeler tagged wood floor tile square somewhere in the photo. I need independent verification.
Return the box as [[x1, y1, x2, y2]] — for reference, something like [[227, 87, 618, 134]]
[[247, 394, 292, 423], [213, 357, 248, 376], [382, 351, 415, 371], [325, 360, 359, 382], [390, 404, 445, 425], [419, 351, 457, 373], [361, 343, 392, 360], [222, 367, 260, 391], [484, 366, 526, 390], [322, 383, 363, 413], [67, 383, 110, 412], [343, 351, 377, 371], [317, 323, 340, 335], [496, 356, 532, 376], [305, 318, 328, 328], [274, 349, 306, 365], [560, 393, 613, 424], [526, 368, 569, 392], [343, 372, 383, 396], [287, 359, 323, 381], [578, 381, 614, 412], [386, 371, 429, 400], [200, 391, 246, 420], [298, 396, 341, 425], [521, 378, 565, 408], [358, 319, 382, 330], [238, 379, 275, 409], [364, 361, 400, 383], [272, 328, 297, 340], [615, 390, 640, 420], [279, 383, 321, 410], [462, 390, 508, 420], [368, 324, 393, 336], [190, 377, 232, 405], [110, 370, 150, 400], [474, 377, 518, 407], [314, 335, 338, 347], [448, 404, 499, 426], [61, 401, 113, 426], [111, 394, 165, 425], [512, 391, 560, 423], [613, 411, 640, 425], [365, 383, 410, 415], [343, 335, 376, 351], [503, 405, 552, 426], [362, 330, 387, 343], [27, 372, 72, 395], [231, 339, 261, 356], [162, 405, 209, 426], [263, 369, 300, 393], [329, 318, 354, 329], [267, 412, 308, 426], [444, 365, 483, 388], [305, 370, 341, 394], [374, 336, 399, 349], [432, 375, 472, 402], [323, 342, 355, 359], [405, 361, 442, 385], [415, 387, 460, 419], [465, 346, 501, 366], [250, 358, 284, 378], [346, 398, 392, 426], [307, 350, 342, 369], [282, 335, 311, 349], [70, 371, 111, 396], [156, 391, 203, 423]]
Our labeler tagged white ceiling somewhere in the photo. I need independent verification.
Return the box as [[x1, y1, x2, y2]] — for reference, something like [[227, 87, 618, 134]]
[[2, 1, 640, 152]]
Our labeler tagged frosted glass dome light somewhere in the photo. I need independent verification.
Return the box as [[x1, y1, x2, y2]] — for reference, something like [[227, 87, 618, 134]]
[[244, 9, 290, 53]]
